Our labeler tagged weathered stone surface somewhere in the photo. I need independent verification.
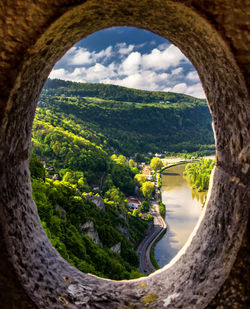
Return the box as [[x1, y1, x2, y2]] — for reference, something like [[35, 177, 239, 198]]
[[55, 205, 67, 218], [85, 195, 105, 211], [80, 220, 103, 247], [118, 224, 130, 238], [0, 1, 249, 308], [110, 242, 121, 255]]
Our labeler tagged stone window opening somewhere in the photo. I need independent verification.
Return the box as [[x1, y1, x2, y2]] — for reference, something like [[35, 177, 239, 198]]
[[0, 1, 249, 308]]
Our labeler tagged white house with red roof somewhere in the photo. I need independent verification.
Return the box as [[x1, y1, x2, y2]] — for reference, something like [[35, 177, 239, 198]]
[[126, 196, 141, 210]]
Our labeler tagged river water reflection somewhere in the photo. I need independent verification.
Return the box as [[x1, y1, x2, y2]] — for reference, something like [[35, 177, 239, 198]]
[[154, 164, 207, 267]]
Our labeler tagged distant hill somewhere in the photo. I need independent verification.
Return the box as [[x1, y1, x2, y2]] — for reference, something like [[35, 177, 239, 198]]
[[39, 78, 215, 155], [44, 78, 206, 105]]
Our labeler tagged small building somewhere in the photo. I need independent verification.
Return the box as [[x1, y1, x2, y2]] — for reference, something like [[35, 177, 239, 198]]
[[146, 174, 153, 180], [138, 162, 146, 168], [52, 174, 60, 180], [142, 166, 151, 175], [154, 153, 163, 158], [140, 213, 148, 219], [90, 184, 100, 191], [126, 197, 141, 210]]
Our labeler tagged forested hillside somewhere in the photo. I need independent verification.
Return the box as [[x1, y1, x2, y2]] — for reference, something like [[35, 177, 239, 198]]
[[44, 78, 205, 105], [30, 156, 147, 280], [31, 105, 150, 279], [39, 79, 215, 155]]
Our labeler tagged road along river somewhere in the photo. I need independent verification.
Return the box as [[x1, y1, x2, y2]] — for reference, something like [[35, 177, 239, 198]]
[[154, 164, 207, 268]]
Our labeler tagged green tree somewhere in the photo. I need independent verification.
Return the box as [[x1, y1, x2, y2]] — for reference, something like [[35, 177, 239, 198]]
[[128, 159, 135, 169], [116, 155, 126, 165], [141, 201, 150, 212], [129, 159, 138, 174], [184, 159, 215, 191], [146, 214, 154, 221], [141, 181, 154, 200], [29, 153, 45, 180], [104, 186, 124, 207], [52, 140, 61, 156], [132, 209, 139, 217], [150, 157, 163, 172], [134, 174, 147, 186]]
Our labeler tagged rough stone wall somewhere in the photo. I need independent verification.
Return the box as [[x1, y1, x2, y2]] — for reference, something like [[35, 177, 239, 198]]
[[0, 1, 249, 308], [207, 213, 250, 308]]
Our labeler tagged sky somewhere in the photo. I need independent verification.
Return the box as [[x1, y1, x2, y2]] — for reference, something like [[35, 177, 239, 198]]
[[50, 27, 205, 99]]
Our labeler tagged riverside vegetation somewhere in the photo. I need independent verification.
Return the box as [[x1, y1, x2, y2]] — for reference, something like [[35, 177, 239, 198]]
[[30, 79, 215, 279], [184, 159, 215, 191]]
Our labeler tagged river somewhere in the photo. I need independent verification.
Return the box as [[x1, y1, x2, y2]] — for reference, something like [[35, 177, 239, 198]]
[[154, 164, 207, 267]]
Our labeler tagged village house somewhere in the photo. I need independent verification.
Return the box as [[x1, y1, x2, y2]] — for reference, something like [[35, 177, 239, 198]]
[[90, 184, 100, 191], [142, 166, 153, 180], [146, 174, 153, 180], [52, 174, 60, 180], [126, 196, 141, 210], [154, 153, 163, 158], [142, 166, 151, 175], [138, 162, 145, 168], [159, 100, 171, 105]]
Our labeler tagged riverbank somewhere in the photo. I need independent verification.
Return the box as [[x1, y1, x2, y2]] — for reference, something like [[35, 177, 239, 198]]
[[136, 159, 204, 274], [150, 228, 167, 269], [154, 163, 205, 267], [149, 160, 200, 268]]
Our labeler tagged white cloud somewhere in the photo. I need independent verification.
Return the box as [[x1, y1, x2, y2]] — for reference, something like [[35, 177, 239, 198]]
[[158, 42, 169, 51], [116, 42, 135, 55], [118, 44, 186, 76], [68, 47, 93, 65], [167, 83, 187, 93], [141, 45, 187, 71], [49, 68, 69, 80], [64, 46, 113, 66], [171, 67, 183, 75], [50, 42, 204, 98], [165, 82, 205, 98], [102, 71, 170, 92], [95, 46, 113, 59], [84, 63, 117, 81], [49, 61, 118, 83], [186, 83, 205, 98], [120, 52, 142, 75], [186, 71, 200, 82], [49, 67, 86, 82]]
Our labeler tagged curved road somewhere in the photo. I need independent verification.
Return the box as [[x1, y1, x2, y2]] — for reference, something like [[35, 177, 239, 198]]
[[136, 176, 167, 275]]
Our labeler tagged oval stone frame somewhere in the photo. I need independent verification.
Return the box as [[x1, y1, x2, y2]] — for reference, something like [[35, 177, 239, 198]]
[[0, 1, 249, 308]]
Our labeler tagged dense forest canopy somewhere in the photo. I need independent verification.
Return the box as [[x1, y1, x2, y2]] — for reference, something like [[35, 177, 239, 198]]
[[30, 146, 148, 280], [39, 79, 215, 156]]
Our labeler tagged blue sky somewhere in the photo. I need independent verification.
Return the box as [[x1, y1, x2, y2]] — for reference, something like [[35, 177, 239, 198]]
[[50, 27, 205, 98]]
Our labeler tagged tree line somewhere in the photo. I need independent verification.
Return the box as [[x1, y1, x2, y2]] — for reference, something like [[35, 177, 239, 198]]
[[184, 158, 215, 191]]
